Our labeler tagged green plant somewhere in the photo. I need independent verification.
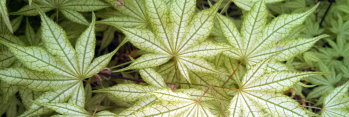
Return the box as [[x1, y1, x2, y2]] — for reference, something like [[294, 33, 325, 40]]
[[111, 0, 229, 83], [0, 12, 118, 116], [0, 0, 348, 117]]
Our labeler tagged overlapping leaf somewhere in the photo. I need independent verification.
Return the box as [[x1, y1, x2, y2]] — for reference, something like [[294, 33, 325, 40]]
[[0, 0, 12, 33], [218, 1, 327, 66], [228, 60, 319, 116], [12, 0, 109, 25], [232, 0, 284, 10], [112, 0, 229, 83], [99, 0, 148, 28], [0, 12, 120, 116], [321, 81, 349, 117]]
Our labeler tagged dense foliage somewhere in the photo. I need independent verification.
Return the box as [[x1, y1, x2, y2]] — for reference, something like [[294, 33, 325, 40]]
[[0, 0, 348, 116]]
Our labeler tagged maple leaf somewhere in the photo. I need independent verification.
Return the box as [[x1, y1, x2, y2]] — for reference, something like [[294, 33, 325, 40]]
[[321, 81, 349, 117], [0, 12, 120, 116], [218, 1, 328, 66], [111, 0, 229, 83], [12, 0, 109, 25]]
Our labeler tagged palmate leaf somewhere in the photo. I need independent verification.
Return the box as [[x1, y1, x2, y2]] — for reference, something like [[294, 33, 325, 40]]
[[306, 64, 342, 103], [321, 81, 349, 117], [126, 89, 216, 117], [218, 1, 327, 66], [228, 60, 319, 117], [111, 87, 217, 117], [99, 0, 148, 28], [12, 0, 109, 25], [113, 0, 229, 83], [0, 12, 121, 116]]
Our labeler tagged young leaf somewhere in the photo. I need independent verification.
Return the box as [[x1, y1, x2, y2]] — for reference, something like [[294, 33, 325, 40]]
[[120, 89, 216, 116], [99, 0, 148, 28], [139, 68, 167, 88], [232, 0, 284, 10], [38, 103, 90, 116], [229, 60, 319, 116], [218, 2, 327, 66], [0, 68, 77, 91], [19, 83, 79, 117], [75, 14, 96, 75], [61, 9, 89, 25], [94, 84, 158, 102], [113, 0, 228, 82], [13, 0, 108, 25], [321, 81, 349, 117], [40, 12, 79, 75], [0, 12, 121, 117], [63, 0, 109, 12]]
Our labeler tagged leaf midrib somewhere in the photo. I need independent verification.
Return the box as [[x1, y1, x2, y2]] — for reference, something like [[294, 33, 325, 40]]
[[42, 16, 79, 75]]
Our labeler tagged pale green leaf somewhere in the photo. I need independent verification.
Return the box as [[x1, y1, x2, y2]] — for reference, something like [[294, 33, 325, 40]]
[[127, 101, 215, 117], [228, 60, 317, 116], [61, 9, 89, 25], [126, 89, 215, 117], [0, 50, 16, 68], [94, 84, 158, 102], [12, 3, 54, 16], [98, 16, 147, 28], [170, 0, 196, 50], [0, 68, 77, 91], [145, 0, 173, 51], [84, 51, 114, 77], [19, 83, 79, 117], [217, 14, 243, 54], [104, 0, 146, 19], [0, 0, 13, 33], [178, 3, 219, 51], [177, 60, 191, 82], [19, 88, 41, 109], [180, 41, 230, 58], [229, 92, 309, 117], [232, 0, 284, 10], [179, 57, 217, 73], [152, 89, 192, 102], [244, 71, 319, 92], [139, 68, 167, 88], [219, 2, 320, 66], [321, 82, 349, 117], [85, 39, 126, 77], [127, 54, 171, 69], [254, 4, 319, 53], [40, 103, 90, 116], [69, 82, 85, 107], [0, 41, 75, 77], [62, 0, 109, 12], [241, 0, 267, 54], [75, 14, 95, 75], [96, 111, 117, 117], [102, 0, 147, 28], [122, 28, 168, 54], [40, 13, 79, 76], [119, 96, 157, 116], [267, 35, 328, 61]]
